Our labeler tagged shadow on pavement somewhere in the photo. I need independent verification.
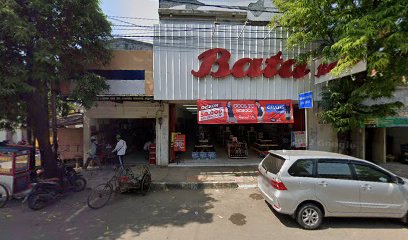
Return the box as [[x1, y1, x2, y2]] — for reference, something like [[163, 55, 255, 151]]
[[61, 189, 216, 239], [0, 168, 216, 240]]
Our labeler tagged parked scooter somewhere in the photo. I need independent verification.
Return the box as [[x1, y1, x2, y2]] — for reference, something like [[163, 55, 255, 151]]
[[23, 160, 87, 210]]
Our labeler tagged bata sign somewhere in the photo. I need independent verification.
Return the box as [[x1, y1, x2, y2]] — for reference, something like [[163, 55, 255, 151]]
[[191, 48, 337, 79]]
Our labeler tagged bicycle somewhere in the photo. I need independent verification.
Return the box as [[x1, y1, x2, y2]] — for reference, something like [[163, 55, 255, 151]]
[[87, 165, 151, 209]]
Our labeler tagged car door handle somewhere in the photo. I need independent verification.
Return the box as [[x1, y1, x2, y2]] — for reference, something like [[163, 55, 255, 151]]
[[361, 184, 372, 190], [318, 181, 328, 187]]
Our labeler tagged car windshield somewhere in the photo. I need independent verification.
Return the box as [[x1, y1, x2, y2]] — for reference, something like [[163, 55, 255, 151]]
[[262, 153, 286, 174]]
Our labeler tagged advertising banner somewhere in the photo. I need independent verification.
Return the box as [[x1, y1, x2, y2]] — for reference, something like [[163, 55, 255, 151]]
[[174, 134, 186, 152], [291, 131, 306, 148], [197, 100, 294, 124], [365, 107, 408, 128]]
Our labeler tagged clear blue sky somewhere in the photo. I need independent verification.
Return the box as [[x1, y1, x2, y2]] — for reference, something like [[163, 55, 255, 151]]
[[100, 0, 159, 42]]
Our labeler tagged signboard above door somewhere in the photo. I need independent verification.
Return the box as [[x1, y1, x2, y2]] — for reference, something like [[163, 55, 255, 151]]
[[197, 100, 294, 124]]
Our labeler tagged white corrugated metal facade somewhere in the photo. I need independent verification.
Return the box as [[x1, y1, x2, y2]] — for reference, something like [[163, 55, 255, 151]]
[[154, 24, 318, 100]]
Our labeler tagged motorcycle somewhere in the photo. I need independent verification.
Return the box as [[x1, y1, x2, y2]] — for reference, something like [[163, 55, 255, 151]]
[[23, 160, 87, 210]]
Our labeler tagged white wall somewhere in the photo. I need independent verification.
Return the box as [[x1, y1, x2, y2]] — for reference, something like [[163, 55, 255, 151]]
[[372, 128, 386, 164], [351, 128, 365, 159], [307, 104, 338, 152], [0, 131, 6, 142], [154, 24, 315, 100], [0, 129, 26, 143], [159, 0, 277, 22]]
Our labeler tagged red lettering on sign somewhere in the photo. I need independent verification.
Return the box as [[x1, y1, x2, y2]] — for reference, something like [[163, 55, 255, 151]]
[[191, 48, 334, 79], [278, 59, 295, 78], [315, 61, 337, 77], [293, 64, 311, 79], [191, 48, 231, 78], [247, 58, 264, 78], [263, 52, 283, 78], [232, 58, 252, 78]]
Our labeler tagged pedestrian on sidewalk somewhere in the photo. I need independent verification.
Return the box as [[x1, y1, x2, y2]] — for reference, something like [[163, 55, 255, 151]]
[[84, 136, 102, 170], [143, 139, 155, 160], [112, 134, 127, 169]]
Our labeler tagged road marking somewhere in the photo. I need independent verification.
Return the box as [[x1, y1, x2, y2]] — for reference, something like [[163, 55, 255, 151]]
[[237, 184, 257, 189], [65, 204, 88, 223]]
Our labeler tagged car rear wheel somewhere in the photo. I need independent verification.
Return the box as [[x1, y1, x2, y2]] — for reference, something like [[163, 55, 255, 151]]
[[296, 203, 323, 230]]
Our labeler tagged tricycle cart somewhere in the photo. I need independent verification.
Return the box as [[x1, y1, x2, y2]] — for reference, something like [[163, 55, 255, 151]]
[[0, 145, 34, 207], [87, 165, 151, 209]]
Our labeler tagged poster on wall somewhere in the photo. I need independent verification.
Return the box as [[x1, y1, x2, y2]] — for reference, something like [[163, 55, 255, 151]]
[[174, 134, 186, 152], [197, 100, 294, 124], [291, 131, 306, 148]]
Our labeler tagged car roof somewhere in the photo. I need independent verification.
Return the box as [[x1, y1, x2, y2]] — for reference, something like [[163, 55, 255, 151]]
[[269, 150, 361, 161]]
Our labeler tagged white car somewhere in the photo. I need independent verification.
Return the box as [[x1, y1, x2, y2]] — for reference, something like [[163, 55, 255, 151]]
[[258, 150, 408, 229]]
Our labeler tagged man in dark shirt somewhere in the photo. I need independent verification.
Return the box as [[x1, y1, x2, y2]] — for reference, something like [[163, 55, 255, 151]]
[[256, 101, 265, 123], [225, 101, 237, 123]]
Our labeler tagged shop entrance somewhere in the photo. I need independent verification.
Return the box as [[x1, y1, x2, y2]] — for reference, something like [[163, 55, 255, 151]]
[[386, 127, 408, 163], [94, 118, 156, 165], [171, 103, 305, 166]]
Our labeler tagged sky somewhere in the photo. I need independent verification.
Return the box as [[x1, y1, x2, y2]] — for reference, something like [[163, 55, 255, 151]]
[[100, 0, 159, 42]]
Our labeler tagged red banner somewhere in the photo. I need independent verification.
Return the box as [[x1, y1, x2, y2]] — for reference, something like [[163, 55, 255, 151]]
[[174, 134, 186, 152], [197, 100, 294, 124]]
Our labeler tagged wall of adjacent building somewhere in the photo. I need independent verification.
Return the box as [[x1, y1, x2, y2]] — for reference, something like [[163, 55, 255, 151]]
[[386, 127, 408, 158], [96, 50, 154, 96], [306, 104, 338, 152], [351, 128, 365, 159], [58, 128, 83, 160], [0, 129, 26, 144], [372, 128, 386, 164]]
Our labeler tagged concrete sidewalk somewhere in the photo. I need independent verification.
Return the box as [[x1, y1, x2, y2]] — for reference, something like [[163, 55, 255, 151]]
[[80, 165, 259, 190], [80, 162, 408, 191]]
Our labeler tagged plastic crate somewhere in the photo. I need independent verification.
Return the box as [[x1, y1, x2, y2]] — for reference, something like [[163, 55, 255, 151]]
[[199, 152, 208, 159], [192, 152, 200, 159], [208, 152, 217, 159]]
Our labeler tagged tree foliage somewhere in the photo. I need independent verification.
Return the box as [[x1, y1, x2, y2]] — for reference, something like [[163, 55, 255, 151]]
[[319, 76, 403, 133], [0, 0, 111, 176], [272, 0, 408, 132]]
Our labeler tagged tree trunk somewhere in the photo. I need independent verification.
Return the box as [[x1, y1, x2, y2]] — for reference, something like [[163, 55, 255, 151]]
[[26, 114, 36, 168], [51, 80, 58, 160], [26, 81, 57, 178], [26, 115, 32, 145]]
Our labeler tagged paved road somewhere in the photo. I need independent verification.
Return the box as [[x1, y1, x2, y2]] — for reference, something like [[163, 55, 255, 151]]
[[0, 188, 407, 240]]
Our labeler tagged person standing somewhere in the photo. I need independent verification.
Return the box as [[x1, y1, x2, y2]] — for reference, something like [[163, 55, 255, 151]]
[[84, 136, 102, 170], [112, 134, 127, 168], [256, 101, 265, 123], [225, 101, 237, 123], [143, 139, 154, 160]]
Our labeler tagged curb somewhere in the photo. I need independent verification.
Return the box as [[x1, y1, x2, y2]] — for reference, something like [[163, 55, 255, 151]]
[[151, 182, 257, 190]]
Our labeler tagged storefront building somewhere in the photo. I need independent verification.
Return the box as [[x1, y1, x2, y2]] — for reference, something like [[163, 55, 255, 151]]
[[153, 0, 340, 165], [362, 88, 408, 164], [82, 39, 169, 166]]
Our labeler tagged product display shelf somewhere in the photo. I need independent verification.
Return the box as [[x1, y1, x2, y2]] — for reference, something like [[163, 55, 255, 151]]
[[251, 140, 280, 157], [227, 142, 248, 159]]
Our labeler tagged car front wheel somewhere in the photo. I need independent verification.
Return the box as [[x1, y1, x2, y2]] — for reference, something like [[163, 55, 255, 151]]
[[296, 203, 323, 230]]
